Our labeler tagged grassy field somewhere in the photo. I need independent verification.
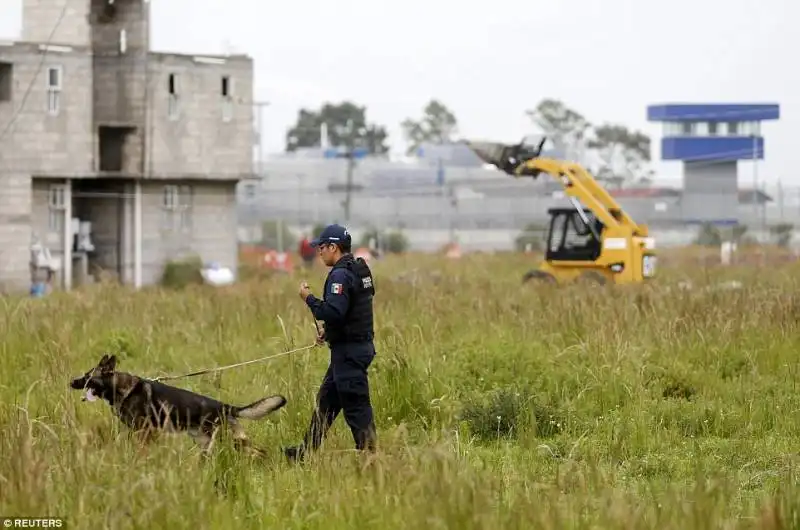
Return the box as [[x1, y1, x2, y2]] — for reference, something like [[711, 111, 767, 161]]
[[2, 251, 800, 529]]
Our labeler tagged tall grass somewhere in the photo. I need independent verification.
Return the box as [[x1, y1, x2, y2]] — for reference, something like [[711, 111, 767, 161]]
[[1, 251, 800, 529]]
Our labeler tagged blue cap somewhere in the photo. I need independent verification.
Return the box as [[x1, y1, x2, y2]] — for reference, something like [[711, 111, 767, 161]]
[[310, 224, 351, 247]]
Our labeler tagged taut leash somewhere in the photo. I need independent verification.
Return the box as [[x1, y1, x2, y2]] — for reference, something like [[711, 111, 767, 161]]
[[150, 343, 317, 382]]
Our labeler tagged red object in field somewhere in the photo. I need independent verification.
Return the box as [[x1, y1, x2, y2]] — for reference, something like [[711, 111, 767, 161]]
[[262, 250, 294, 272], [444, 242, 462, 259], [298, 238, 315, 259]]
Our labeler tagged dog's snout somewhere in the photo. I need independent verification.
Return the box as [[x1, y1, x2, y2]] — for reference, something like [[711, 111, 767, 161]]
[[70, 377, 86, 389]]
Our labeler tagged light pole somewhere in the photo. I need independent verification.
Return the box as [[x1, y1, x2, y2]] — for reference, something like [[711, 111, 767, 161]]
[[253, 100, 270, 176]]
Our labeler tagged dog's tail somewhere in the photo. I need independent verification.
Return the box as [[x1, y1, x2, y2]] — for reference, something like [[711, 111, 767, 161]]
[[233, 394, 287, 420]]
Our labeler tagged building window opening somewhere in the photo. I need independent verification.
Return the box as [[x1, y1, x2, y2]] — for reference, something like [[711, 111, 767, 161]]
[[168, 73, 179, 120], [221, 75, 233, 122], [0, 62, 12, 101], [46, 65, 62, 116]]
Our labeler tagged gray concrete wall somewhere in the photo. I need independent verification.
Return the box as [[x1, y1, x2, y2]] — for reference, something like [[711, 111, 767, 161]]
[[22, 0, 150, 49], [30, 178, 128, 287], [146, 53, 254, 180], [682, 161, 739, 222], [136, 180, 239, 285], [0, 43, 95, 176], [238, 156, 684, 231], [0, 174, 33, 292], [91, 0, 149, 176], [0, 43, 93, 292], [240, 189, 685, 231], [26, 179, 239, 287], [239, 156, 780, 233], [90, 0, 150, 55], [22, 0, 92, 47], [31, 177, 63, 253], [1, 2, 251, 292]]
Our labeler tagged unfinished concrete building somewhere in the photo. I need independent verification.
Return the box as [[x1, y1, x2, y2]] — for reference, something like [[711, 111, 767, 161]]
[[0, 0, 254, 292]]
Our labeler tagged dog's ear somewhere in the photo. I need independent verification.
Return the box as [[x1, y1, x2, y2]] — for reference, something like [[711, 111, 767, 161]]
[[98, 354, 117, 372], [105, 355, 118, 372]]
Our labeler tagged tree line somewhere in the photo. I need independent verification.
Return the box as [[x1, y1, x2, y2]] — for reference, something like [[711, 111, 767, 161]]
[[284, 98, 653, 188]]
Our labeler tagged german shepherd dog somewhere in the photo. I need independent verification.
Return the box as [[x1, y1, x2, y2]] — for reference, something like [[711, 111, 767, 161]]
[[70, 354, 287, 456]]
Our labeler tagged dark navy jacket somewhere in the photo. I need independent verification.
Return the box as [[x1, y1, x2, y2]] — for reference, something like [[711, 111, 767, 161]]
[[305, 254, 374, 345]]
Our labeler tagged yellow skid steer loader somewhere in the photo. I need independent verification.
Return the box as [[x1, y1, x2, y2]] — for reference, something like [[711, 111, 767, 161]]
[[465, 137, 657, 285]]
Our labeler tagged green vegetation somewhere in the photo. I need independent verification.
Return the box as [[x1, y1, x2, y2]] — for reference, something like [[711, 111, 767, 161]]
[[1, 251, 799, 529]]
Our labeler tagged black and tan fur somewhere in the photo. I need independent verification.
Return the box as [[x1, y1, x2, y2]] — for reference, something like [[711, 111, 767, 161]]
[[70, 354, 287, 456]]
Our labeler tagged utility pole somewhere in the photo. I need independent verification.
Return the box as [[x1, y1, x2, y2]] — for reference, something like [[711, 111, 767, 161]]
[[343, 119, 356, 221], [752, 133, 758, 227], [343, 157, 356, 221], [253, 101, 270, 177], [252, 100, 271, 247], [336, 118, 364, 222]]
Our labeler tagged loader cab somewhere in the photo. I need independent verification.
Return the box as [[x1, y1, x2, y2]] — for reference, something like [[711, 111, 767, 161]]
[[545, 208, 604, 262]]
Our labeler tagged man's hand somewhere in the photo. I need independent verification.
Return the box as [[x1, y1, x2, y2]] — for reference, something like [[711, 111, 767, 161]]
[[315, 329, 326, 346], [299, 281, 312, 300]]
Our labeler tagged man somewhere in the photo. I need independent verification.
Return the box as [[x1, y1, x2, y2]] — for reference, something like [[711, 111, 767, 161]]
[[284, 223, 377, 462], [298, 233, 316, 268]]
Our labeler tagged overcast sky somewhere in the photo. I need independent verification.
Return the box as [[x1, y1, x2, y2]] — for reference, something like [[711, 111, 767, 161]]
[[1, 0, 797, 186]]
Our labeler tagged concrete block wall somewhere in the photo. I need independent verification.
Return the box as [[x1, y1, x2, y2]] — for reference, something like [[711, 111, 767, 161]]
[[30, 177, 64, 252], [25, 179, 239, 287], [682, 161, 739, 222], [89, 0, 149, 52], [21, 0, 150, 51], [29, 178, 127, 287], [146, 53, 254, 180], [22, 0, 92, 47], [0, 43, 93, 292], [0, 44, 94, 176], [91, 0, 149, 129], [3, 0, 253, 291], [135, 180, 239, 285], [92, 55, 148, 128], [0, 174, 33, 292]]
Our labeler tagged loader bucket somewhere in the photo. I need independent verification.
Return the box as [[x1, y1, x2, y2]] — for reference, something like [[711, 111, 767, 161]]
[[463, 138, 547, 176], [463, 141, 511, 167]]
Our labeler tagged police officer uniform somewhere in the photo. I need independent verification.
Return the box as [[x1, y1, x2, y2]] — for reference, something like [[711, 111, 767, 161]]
[[284, 224, 377, 461]]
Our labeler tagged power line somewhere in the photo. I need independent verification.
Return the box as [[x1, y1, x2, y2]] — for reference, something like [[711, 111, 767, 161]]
[[0, 1, 68, 143]]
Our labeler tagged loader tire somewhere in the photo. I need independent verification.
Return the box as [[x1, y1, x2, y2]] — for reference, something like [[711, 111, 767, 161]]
[[522, 270, 557, 284]]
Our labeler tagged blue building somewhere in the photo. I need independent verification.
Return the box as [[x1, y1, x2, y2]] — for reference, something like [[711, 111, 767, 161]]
[[647, 103, 780, 224]]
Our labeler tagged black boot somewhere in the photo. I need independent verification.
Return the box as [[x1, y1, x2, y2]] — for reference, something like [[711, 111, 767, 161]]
[[283, 445, 306, 463], [354, 423, 377, 453], [283, 408, 335, 464]]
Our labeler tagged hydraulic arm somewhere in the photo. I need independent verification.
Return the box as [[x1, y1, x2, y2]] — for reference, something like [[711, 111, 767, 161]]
[[464, 138, 649, 240], [463, 137, 656, 285]]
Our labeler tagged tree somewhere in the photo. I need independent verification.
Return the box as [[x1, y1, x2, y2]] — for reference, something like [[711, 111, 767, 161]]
[[524, 98, 592, 160], [285, 101, 389, 154], [400, 99, 459, 155], [524, 98, 654, 188], [359, 228, 409, 254], [695, 223, 754, 247], [587, 124, 653, 188], [261, 220, 296, 251], [769, 223, 794, 248]]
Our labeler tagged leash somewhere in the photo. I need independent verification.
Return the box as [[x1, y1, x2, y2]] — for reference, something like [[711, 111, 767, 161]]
[[150, 343, 317, 382], [150, 302, 324, 382]]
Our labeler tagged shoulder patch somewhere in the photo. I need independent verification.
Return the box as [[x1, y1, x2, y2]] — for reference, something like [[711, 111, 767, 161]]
[[361, 276, 373, 289], [330, 282, 343, 294]]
